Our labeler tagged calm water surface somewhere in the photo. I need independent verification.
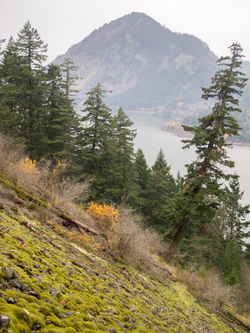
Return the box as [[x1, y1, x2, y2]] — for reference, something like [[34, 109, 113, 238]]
[[130, 114, 250, 207]]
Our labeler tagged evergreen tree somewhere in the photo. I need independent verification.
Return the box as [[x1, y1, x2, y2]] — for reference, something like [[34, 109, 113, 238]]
[[175, 171, 184, 192], [79, 83, 113, 199], [0, 37, 22, 136], [218, 239, 242, 285], [135, 148, 151, 190], [0, 25, 81, 164], [165, 43, 248, 262], [111, 107, 137, 201], [181, 176, 249, 274], [134, 148, 151, 211], [146, 148, 176, 229], [44, 63, 66, 157], [14, 21, 48, 158], [58, 58, 81, 171], [223, 176, 250, 247]]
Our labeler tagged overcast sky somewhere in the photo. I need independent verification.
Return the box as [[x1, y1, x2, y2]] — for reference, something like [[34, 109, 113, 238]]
[[1, 0, 250, 63]]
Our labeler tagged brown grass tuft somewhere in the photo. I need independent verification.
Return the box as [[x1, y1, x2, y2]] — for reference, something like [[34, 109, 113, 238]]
[[104, 206, 166, 267], [176, 266, 232, 310]]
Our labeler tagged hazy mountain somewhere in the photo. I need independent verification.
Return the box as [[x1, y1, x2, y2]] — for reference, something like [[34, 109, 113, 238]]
[[54, 12, 250, 119]]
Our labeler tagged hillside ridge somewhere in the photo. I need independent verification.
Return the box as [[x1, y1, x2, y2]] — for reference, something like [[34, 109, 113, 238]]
[[0, 179, 249, 332]]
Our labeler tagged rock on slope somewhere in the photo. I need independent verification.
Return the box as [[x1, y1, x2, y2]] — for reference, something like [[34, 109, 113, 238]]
[[0, 183, 249, 332]]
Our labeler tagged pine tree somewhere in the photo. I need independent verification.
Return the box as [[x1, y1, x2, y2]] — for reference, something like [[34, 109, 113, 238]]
[[134, 148, 151, 211], [135, 148, 151, 190], [13, 21, 48, 158], [146, 148, 176, 229], [218, 239, 242, 285], [222, 176, 250, 247], [0, 37, 22, 135], [79, 83, 113, 198], [44, 63, 66, 157], [111, 107, 137, 201], [165, 43, 248, 262], [59, 58, 81, 168]]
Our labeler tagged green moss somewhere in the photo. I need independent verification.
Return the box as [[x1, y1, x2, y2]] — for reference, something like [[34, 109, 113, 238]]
[[73, 295, 83, 304], [45, 314, 62, 327], [2, 289, 20, 299], [30, 313, 46, 329], [39, 305, 52, 316], [64, 300, 78, 311], [64, 328, 77, 333], [40, 292, 54, 302], [27, 202, 37, 211], [13, 322, 30, 333], [136, 325, 147, 332], [79, 313, 91, 321], [0, 304, 30, 332], [83, 321, 97, 329], [97, 323, 108, 330], [64, 280, 71, 287], [22, 294, 38, 303], [40, 324, 64, 332], [26, 302, 40, 311], [50, 304, 60, 316], [82, 302, 100, 315], [0, 298, 7, 305]]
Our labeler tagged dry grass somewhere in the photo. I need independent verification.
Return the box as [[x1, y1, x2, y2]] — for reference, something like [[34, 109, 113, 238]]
[[235, 263, 250, 315], [0, 134, 25, 181], [105, 206, 167, 266], [0, 133, 90, 210], [176, 265, 233, 310]]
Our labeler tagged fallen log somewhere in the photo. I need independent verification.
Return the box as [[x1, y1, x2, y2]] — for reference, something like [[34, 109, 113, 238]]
[[19, 220, 36, 232], [57, 212, 98, 235]]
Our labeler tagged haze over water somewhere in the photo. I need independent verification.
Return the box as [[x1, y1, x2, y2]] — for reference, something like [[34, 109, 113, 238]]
[[130, 114, 250, 208]]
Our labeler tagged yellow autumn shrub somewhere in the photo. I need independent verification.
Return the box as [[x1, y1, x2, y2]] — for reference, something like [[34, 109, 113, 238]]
[[17, 157, 40, 180], [86, 202, 118, 235]]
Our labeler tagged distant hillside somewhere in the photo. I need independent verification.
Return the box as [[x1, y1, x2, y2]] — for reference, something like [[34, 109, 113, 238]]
[[54, 12, 250, 139], [54, 12, 218, 112]]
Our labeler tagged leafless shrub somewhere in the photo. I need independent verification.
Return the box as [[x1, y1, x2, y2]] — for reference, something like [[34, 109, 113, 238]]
[[52, 178, 90, 210], [235, 263, 250, 314], [0, 133, 25, 182], [176, 266, 232, 310], [107, 206, 166, 266], [0, 132, 90, 215]]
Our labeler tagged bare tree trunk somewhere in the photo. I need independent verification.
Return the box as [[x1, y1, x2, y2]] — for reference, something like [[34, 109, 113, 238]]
[[165, 215, 189, 263]]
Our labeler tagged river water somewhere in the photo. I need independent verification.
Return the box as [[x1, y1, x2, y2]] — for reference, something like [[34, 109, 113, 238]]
[[130, 114, 250, 207]]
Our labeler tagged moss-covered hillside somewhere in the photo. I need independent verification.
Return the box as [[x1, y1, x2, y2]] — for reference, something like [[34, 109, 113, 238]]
[[0, 186, 249, 333]]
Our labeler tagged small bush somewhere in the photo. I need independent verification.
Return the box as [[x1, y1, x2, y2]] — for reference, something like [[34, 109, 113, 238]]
[[0, 133, 90, 214], [103, 206, 166, 266], [218, 240, 242, 286], [86, 202, 118, 238], [0, 133, 25, 181], [235, 262, 250, 314], [176, 266, 232, 310]]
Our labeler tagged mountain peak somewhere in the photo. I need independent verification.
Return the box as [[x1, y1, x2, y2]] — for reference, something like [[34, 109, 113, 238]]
[[54, 13, 217, 111]]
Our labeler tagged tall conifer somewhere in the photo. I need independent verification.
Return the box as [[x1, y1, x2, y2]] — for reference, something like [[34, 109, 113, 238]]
[[14, 21, 48, 158], [165, 43, 248, 262]]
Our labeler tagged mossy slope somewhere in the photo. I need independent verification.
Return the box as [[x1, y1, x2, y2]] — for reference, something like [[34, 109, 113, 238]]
[[0, 209, 249, 333]]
